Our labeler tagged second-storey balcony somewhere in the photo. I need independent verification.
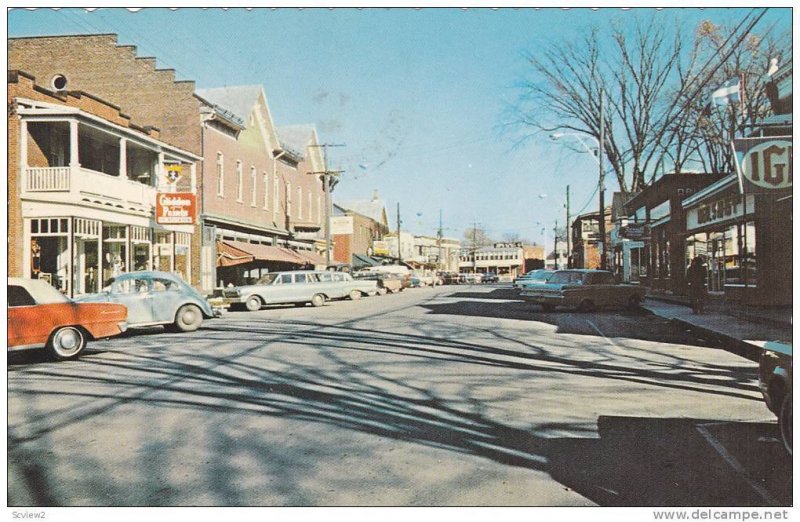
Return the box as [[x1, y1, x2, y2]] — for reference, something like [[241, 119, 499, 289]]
[[20, 119, 192, 216]]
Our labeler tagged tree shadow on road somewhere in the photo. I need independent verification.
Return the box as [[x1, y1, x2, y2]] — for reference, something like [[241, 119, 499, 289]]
[[8, 312, 785, 506]]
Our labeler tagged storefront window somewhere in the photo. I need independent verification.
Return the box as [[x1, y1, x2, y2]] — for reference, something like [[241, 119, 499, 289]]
[[102, 225, 128, 286], [154, 231, 174, 272], [685, 221, 756, 291], [175, 232, 191, 282], [72, 218, 101, 295], [30, 218, 70, 293], [131, 226, 152, 271]]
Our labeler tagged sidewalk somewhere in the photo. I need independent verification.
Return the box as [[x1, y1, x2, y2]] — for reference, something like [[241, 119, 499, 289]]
[[641, 296, 793, 362]]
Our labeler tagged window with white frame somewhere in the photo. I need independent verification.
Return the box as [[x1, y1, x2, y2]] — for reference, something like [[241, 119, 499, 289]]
[[317, 196, 321, 223], [250, 167, 257, 206], [273, 176, 279, 220], [308, 192, 312, 222], [297, 187, 303, 219], [236, 161, 243, 202], [264, 172, 269, 210], [286, 181, 292, 217], [216, 152, 224, 196]]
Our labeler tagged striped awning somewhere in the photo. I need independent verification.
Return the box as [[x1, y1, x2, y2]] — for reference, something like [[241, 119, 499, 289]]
[[217, 240, 305, 267]]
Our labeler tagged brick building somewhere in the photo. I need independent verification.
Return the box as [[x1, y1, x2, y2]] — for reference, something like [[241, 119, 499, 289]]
[[331, 192, 390, 267], [196, 86, 326, 288], [8, 70, 200, 295], [9, 34, 205, 288], [9, 34, 326, 293]]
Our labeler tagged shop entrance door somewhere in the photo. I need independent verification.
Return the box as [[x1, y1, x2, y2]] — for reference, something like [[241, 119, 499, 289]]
[[709, 236, 725, 292]]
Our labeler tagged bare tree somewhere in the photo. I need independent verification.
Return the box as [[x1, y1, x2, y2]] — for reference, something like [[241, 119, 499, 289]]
[[463, 227, 494, 249], [507, 10, 788, 192]]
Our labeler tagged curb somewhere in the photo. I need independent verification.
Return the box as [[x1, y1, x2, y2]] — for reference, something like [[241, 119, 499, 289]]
[[646, 295, 793, 330], [665, 314, 762, 363]]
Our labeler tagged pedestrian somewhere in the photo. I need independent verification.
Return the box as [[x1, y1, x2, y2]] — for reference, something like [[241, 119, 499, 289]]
[[686, 256, 707, 314]]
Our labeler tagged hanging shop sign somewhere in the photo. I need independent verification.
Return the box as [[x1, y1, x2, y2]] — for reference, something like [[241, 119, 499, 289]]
[[372, 240, 390, 256], [165, 164, 183, 185], [620, 223, 651, 241], [330, 216, 354, 235], [156, 192, 197, 225], [732, 137, 792, 194]]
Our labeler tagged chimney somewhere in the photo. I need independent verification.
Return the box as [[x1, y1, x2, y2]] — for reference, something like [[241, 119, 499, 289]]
[[372, 189, 380, 201]]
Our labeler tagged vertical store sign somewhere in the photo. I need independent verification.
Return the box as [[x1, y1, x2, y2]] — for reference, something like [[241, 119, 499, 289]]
[[732, 137, 792, 194]]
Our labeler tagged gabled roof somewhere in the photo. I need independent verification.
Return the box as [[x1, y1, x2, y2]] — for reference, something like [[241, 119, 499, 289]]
[[276, 125, 316, 160], [337, 198, 389, 226], [196, 85, 263, 123]]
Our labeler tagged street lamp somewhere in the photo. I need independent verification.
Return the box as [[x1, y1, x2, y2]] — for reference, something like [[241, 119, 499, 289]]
[[549, 121, 607, 270]]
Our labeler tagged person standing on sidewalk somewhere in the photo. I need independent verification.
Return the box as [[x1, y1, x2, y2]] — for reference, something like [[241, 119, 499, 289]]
[[686, 256, 707, 314]]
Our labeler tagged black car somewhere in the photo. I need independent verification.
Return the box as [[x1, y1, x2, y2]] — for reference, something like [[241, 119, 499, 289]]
[[482, 272, 499, 283], [758, 341, 792, 454]]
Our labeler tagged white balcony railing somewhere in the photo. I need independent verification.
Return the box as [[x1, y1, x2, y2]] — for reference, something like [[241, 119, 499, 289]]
[[24, 166, 157, 210], [25, 166, 71, 191]]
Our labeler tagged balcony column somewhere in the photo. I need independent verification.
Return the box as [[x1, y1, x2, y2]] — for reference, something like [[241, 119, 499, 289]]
[[119, 137, 128, 179], [19, 119, 28, 170], [69, 120, 79, 167], [157, 151, 165, 191]]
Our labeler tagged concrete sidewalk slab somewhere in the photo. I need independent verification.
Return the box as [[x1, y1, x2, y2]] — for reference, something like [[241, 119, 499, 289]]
[[642, 298, 792, 362]]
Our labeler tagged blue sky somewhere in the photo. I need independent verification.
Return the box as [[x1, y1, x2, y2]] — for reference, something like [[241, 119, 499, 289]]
[[7, 7, 792, 244]]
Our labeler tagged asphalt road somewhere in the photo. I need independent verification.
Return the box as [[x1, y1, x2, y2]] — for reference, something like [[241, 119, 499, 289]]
[[7, 284, 792, 507]]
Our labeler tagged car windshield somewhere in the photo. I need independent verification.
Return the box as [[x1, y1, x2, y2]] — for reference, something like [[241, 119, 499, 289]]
[[531, 272, 552, 280], [256, 273, 279, 285], [547, 271, 581, 284]]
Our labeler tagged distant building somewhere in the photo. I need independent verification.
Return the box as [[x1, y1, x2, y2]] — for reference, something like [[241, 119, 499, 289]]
[[458, 242, 525, 280], [570, 208, 612, 269], [332, 191, 390, 267]]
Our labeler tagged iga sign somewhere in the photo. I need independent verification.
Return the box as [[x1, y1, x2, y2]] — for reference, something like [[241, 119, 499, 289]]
[[733, 137, 792, 193], [156, 192, 196, 224]]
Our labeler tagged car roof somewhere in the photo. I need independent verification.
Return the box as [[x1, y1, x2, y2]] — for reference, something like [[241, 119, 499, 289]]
[[8, 277, 69, 303], [112, 271, 186, 282]]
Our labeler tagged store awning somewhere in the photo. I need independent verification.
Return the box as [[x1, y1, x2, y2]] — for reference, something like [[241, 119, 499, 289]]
[[293, 249, 327, 266], [352, 253, 382, 269], [217, 240, 304, 267]]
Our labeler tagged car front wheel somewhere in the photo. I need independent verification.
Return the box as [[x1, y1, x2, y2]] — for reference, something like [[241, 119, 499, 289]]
[[174, 304, 203, 332], [47, 326, 87, 360], [626, 294, 642, 311], [349, 289, 362, 300], [245, 296, 262, 312], [780, 392, 792, 455]]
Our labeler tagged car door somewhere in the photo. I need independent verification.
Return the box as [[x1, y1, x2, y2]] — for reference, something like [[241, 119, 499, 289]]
[[106, 276, 154, 325], [265, 273, 295, 304], [149, 276, 185, 324]]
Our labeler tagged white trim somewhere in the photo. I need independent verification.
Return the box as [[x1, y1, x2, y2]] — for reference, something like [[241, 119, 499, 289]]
[[16, 97, 201, 161], [681, 175, 737, 208]]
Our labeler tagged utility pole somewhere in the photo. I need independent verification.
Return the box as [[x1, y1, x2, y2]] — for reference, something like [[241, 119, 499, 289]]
[[437, 209, 443, 273], [566, 185, 571, 269], [598, 89, 607, 270], [396, 202, 402, 265], [553, 219, 559, 270], [308, 143, 345, 267], [472, 222, 478, 273]]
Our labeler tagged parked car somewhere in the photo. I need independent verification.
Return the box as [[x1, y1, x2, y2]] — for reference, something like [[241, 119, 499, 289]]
[[317, 271, 378, 300], [439, 272, 460, 285], [459, 273, 483, 284], [8, 277, 128, 360], [75, 271, 220, 332], [225, 270, 353, 310], [758, 340, 792, 454], [482, 272, 499, 283], [354, 271, 403, 295], [513, 269, 554, 290], [520, 269, 645, 312]]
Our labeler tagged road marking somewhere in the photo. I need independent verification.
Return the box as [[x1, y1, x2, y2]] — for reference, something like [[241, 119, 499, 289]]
[[586, 319, 618, 348], [695, 422, 780, 507]]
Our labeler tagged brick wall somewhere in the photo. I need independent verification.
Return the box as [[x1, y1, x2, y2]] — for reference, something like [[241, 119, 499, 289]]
[[10, 35, 204, 288], [9, 35, 201, 156]]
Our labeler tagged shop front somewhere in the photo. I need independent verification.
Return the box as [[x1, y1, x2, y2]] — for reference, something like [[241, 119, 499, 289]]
[[24, 212, 194, 297], [682, 175, 789, 306]]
